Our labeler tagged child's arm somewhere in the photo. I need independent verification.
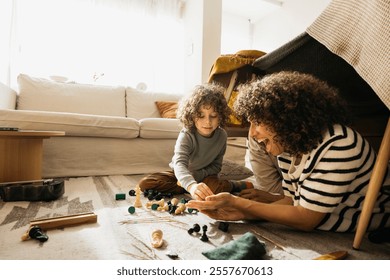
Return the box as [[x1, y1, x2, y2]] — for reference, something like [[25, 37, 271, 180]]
[[172, 131, 199, 192]]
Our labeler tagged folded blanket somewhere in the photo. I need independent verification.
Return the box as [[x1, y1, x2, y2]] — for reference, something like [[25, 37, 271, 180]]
[[208, 50, 266, 82], [202, 232, 266, 260]]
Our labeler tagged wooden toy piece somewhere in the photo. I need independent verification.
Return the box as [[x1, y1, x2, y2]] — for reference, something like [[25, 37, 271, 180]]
[[170, 197, 179, 206], [313, 251, 348, 260], [200, 225, 209, 242], [157, 203, 169, 211], [151, 229, 164, 248], [145, 201, 153, 208], [128, 206, 136, 214], [166, 251, 179, 259], [187, 223, 201, 235], [21, 225, 48, 242], [187, 207, 198, 214], [115, 193, 126, 200], [218, 221, 229, 232], [174, 202, 186, 215], [146, 198, 165, 208], [134, 185, 142, 208]]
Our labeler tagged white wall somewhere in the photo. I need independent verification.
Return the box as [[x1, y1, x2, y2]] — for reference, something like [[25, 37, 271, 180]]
[[182, 0, 331, 91], [251, 0, 331, 52], [221, 13, 251, 54], [183, 0, 222, 91]]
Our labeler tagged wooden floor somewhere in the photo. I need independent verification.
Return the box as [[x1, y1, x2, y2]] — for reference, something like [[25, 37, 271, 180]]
[[244, 221, 390, 260]]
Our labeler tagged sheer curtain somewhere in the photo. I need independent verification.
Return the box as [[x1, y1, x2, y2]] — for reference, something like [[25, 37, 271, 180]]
[[4, 0, 186, 92]]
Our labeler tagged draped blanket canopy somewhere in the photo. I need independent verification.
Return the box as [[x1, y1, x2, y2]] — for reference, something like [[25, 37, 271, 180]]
[[306, 0, 390, 110]]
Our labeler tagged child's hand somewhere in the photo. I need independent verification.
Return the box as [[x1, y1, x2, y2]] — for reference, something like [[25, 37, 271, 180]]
[[187, 183, 214, 200]]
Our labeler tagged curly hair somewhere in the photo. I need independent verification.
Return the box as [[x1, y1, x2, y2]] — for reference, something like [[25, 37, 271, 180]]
[[234, 71, 350, 156], [177, 83, 231, 132]]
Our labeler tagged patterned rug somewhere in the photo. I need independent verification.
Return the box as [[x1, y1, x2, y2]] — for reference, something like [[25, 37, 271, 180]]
[[1, 175, 389, 260]]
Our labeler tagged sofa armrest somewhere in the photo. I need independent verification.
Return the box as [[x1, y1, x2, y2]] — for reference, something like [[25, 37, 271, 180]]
[[0, 82, 17, 109]]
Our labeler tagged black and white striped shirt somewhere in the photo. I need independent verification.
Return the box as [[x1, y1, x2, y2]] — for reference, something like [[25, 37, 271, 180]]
[[278, 124, 390, 232]]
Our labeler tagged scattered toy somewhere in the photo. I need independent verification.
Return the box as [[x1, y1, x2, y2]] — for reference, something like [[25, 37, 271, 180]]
[[128, 189, 136, 196], [188, 223, 201, 235], [128, 206, 136, 214], [218, 221, 229, 232], [133, 185, 142, 208], [200, 225, 209, 242], [174, 203, 186, 214], [115, 193, 126, 200], [150, 229, 164, 248], [21, 225, 49, 242]]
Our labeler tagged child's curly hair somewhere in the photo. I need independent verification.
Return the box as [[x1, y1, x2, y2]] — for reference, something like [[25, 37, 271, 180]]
[[177, 83, 231, 132], [234, 71, 350, 156]]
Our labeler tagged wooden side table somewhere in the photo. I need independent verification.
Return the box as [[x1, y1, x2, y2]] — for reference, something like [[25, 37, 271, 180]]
[[0, 130, 65, 183]]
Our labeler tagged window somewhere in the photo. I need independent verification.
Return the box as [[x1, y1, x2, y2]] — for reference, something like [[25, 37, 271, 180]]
[[7, 0, 186, 92]]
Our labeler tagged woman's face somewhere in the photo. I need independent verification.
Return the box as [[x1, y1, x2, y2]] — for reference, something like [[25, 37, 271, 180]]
[[249, 122, 284, 156], [194, 105, 219, 137]]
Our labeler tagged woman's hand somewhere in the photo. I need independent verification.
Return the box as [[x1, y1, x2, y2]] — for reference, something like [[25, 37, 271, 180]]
[[186, 192, 246, 221], [187, 182, 214, 200], [239, 189, 284, 203]]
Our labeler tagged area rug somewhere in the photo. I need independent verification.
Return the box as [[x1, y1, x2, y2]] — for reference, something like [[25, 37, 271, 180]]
[[1, 175, 389, 260], [0, 175, 261, 260]]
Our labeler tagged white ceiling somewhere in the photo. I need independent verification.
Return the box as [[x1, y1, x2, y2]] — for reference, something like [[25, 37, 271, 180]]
[[222, 0, 284, 23]]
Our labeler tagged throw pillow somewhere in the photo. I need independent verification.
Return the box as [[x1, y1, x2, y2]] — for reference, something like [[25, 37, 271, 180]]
[[220, 159, 253, 180], [155, 101, 178, 118]]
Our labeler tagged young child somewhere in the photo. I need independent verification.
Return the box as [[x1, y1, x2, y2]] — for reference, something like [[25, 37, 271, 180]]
[[138, 83, 253, 200]]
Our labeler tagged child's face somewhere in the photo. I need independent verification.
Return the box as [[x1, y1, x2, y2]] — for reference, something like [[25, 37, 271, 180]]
[[194, 105, 219, 137], [249, 122, 284, 156]]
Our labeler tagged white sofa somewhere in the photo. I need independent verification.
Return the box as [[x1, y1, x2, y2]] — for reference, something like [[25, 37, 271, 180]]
[[0, 74, 249, 179]]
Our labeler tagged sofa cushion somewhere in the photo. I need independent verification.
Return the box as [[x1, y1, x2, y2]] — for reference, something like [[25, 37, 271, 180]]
[[0, 82, 17, 110], [0, 109, 139, 138], [17, 74, 126, 117], [126, 87, 183, 119], [139, 118, 182, 139]]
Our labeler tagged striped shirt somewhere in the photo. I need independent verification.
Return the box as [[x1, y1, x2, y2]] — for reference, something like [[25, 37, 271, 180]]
[[278, 124, 390, 232]]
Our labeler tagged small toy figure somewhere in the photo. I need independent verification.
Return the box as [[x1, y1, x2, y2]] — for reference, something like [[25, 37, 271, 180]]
[[187, 223, 201, 235], [174, 203, 186, 214], [151, 229, 164, 248], [134, 185, 142, 208], [200, 225, 209, 242]]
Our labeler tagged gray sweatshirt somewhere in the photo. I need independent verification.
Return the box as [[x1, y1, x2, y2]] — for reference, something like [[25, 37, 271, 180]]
[[169, 127, 227, 191]]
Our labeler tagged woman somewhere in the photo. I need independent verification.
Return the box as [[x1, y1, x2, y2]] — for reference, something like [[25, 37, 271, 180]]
[[187, 71, 390, 232]]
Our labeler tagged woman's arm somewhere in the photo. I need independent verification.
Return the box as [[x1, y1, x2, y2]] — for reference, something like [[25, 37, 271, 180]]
[[187, 193, 326, 231]]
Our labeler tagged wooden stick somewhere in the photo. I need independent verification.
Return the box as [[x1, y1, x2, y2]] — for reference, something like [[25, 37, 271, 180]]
[[29, 212, 97, 230], [353, 117, 390, 249], [0, 179, 53, 186], [250, 228, 286, 251]]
